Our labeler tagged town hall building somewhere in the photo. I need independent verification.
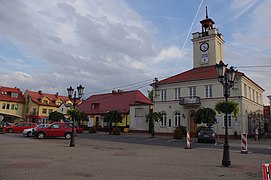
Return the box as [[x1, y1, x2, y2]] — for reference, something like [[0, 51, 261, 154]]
[[152, 9, 264, 137]]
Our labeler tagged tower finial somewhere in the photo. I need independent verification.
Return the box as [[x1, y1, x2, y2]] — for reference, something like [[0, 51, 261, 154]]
[[206, 6, 208, 18]]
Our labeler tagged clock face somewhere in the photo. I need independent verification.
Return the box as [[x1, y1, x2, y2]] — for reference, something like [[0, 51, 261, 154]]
[[200, 43, 209, 52]]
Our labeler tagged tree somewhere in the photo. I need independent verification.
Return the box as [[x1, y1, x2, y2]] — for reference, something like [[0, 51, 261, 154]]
[[67, 109, 88, 125], [49, 111, 65, 122], [78, 111, 88, 125], [194, 108, 216, 128], [145, 112, 162, 137], [104, 111, 122, 134], [148, 89, 154, 102]]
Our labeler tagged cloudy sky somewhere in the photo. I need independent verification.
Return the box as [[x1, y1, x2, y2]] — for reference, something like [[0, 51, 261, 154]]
[[0, 0, 271, 104]]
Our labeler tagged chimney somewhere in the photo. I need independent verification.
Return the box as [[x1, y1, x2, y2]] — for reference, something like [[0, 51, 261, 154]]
[[38, 90, 42, 95], [55, 92, 59, 97]]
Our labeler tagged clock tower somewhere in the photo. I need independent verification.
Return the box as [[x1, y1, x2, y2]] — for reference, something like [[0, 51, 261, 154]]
[[191, 7, 224, 68]]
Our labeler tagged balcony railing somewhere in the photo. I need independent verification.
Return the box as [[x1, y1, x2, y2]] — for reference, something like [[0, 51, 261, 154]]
[[179, 96, 201, 106]]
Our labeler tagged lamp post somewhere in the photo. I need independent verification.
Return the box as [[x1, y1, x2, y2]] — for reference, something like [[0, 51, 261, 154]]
[[216, 60, 237, 167], [67, 84, 84, 147]]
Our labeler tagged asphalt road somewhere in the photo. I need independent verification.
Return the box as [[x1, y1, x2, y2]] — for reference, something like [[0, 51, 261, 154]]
[[77, 132, 271, 155]]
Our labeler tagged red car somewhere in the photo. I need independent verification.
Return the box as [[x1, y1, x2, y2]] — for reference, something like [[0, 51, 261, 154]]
[[5, 122, 37, 133], [35, 122, 75, 139]]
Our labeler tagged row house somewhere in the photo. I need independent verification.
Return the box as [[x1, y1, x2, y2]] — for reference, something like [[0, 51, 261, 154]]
[[0, 86, 25, 122], [24, 90, 72, 124], [153, 10, 264, 137], [77, 90, 152, 131]]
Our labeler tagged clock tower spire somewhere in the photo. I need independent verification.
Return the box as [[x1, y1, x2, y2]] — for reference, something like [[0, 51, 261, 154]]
[[191, 6, 224, 68]]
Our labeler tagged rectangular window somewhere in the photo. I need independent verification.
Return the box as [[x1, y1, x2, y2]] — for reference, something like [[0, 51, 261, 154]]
[[48, 109, 53, 114], [43, 100, 49, 104], [33, 108, 37, 115], [2, 103, 6, 109], [135, 108, 144, 117], [160, 90, 166, 101], [244, 84, 247, 97], [15, 104, 18, 110], [223, 115, 232, 127], [256, 92, 258, 103], [168, 119, 171, 127], [6, 104, 10, 110], [42, 108, 47, 114], [189, 86, 196, 98], [205, 85, 212, 98], [175, 88, 180, 100], [11, 92, 18, 98], [251, 86, 253, 99], [11, 104, 15, 110]]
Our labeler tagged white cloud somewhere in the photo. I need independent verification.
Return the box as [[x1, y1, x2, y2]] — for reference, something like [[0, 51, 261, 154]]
[[156, 45, 184, 62], [0, 0, 160, 96]]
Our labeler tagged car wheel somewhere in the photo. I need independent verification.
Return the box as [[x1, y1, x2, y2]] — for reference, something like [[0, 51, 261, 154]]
[[8, 129, 13, 133], [65, 133, 71, 140], [26, 131, 31, 137], [37, 132, 45, 139]]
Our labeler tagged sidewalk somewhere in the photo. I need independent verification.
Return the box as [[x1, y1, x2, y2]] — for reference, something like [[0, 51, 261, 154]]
[[0, 133, 269, 180]]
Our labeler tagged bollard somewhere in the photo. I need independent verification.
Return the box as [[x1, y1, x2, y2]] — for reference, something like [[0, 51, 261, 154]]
[[185, 131, 191, 149], [262, 163, 271, 180], [241, 133, 248, 154]]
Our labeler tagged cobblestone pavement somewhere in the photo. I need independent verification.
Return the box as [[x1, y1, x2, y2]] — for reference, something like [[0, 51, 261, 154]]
[[0, 133, 269, 180]]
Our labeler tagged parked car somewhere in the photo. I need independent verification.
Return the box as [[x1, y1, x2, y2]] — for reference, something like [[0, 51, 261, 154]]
[[67, 122, 84, 133], [197, 128, 216, 143], [23, 124, 50, 137], [5, 122, 37, 133], [35, 122, 75, 139]]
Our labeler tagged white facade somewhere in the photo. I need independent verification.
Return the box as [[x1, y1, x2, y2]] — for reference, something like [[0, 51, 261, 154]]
[[130, 105, 151, 131], [153, 12, 264, 136]]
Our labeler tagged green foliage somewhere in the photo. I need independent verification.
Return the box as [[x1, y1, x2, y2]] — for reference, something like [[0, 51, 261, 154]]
[[215, 101, 239, 117], [194, 108, 216, 127], [145, 112, 162, 123], [89, 127, 97, 133], [48, 111, 65, 122], [67, 109, 89, 125], [112, 127, 121, 135], [104, 111, 122, 127], [148, 89, 154, 102], [173, 126, 187, 139]]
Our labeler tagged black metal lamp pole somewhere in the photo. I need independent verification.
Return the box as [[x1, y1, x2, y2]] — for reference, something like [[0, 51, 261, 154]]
[[216, 61, 236, 167], [67, 85, 84, 147]]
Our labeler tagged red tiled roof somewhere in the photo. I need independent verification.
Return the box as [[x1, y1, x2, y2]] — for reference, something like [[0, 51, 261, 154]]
[[158, 65, 218, 85], [25, 90, 70, 107], [157, 65, 264, 91], [0, 86, 25, 103], [77, 90, 152, 115]]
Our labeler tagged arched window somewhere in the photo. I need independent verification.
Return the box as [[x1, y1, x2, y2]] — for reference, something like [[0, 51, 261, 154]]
[[161, 112, 167, 127], [174, 112, 181, 127]]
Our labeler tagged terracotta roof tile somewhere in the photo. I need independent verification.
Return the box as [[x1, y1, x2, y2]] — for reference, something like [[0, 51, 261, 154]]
[[26, 90, 69, 107], [77, 90, 152, 114], [0, 86, 25, 103]]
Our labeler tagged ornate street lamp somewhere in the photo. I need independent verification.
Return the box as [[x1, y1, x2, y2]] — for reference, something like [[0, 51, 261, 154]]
[[216, 60, 237, 167], [67, 85, 84, 147]]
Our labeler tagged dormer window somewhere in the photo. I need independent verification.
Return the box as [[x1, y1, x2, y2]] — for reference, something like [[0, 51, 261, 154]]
[[11, 92, 18, 98], [91, 103, 99, 109], [43, 100, 49, 104]]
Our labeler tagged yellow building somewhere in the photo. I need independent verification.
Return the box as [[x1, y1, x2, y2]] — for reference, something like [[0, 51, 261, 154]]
[[24, 90, 71, 123], [0, 86, 25, 123]]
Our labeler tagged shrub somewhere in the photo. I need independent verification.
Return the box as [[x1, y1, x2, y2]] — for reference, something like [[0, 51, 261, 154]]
[[112, 127, 121, 135], [89, 127, 97, 133], [173, 126, 187, 139], [173, 128, 182, 139]]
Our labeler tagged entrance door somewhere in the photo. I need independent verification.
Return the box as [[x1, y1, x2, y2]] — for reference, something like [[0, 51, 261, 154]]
[[189, 111, 197, 137]]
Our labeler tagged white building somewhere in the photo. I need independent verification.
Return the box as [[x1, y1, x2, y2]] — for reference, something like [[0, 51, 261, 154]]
[[153, 10, 264, 137]]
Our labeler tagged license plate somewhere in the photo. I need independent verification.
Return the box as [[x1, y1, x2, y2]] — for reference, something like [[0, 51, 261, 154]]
[[203, 135, 209, 137]]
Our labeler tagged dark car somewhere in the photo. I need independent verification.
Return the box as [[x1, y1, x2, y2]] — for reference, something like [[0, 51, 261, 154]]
[[197, 128, 216, 143]]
